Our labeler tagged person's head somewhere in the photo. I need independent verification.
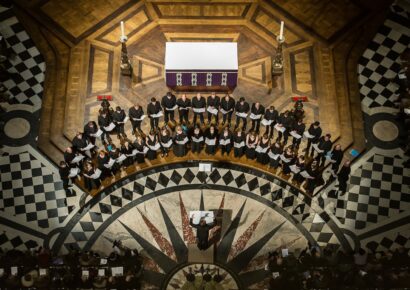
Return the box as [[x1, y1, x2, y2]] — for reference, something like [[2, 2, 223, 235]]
[[269, 106, 275, 111], [210, 125, 215, 133], [76, 132, 82, 139], [239, 97, 245, 104], [194, 126, 200, 134], [275, 141, 281, 147], [224, 127, 229, 133], [284, 110, 289, 117], [124, 141, 129, 147], [211, 92, 216, 97], [65, 147, 72, 153], [286, 146, 292, 154], [116, 106, 121, 112], [299, 155, 305, 162], [149, 129, 155, 136], [151, 97, 156, 103], [196, 93, 201, 98], [60, 161, 66, 168], [167, 91, 172, 98], [224, 94, 230, 101], [181, 94, 186, 100], [101, 110, 107, 117], [161, 127, 168, 135], [335, 144, 341, 150], [324, 134, 331, 141], [298, 119, 303, 124], [176, 126, 182, 134], [262, 133, 268, 140], [134, 104, 140, 109], [344, 160, 351, 167], [88, 121, 94, 127], [313, 121, 320, 127], [200, 218, 206, 226], [136, 135, 142, 142], [255, 102, 260, 108], [99, 151, 106, 157]]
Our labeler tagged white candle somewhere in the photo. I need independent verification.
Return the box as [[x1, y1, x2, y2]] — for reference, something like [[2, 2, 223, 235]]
[[120, 21, 125, 38], [279, 21, 284, 40]]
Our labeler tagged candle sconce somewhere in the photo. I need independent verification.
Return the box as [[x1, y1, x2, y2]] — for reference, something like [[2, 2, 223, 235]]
[[272, 35, 285, 76], [120, 36, 132, 76]]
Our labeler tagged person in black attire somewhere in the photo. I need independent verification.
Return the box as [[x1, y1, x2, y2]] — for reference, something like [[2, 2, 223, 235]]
[[219, 126, 232, 156], [98, 110, 112, 144], [121, 141, 134, 167], [112, 106, 127, 139], [129, 104, 144, 134], [305, 121, 322, 154], [276, 110, 293, 145], [204, 125, 218, 155], [220, 94, 235, 126], [174, 125, 188, 157], [159, 127, 172, 157], [147, 97, 162, 130], [72, 132, 91, 155], [235, 97, 250, 130], [83, 121, 98, 145], [328, 144, 343, 177], [233, 130, 246, 158], [97, 150, 112, 179], [207, 92, 220, 124], [192, 93, 206, 125], [314, 134, 332, 167], [337, 160, 351, 195], [64, 147, 82, 168], [291, 119, 306, 149], [161, 91, 177, 124], [59, 161, 72, 191], [108, 145, 121, 174], [177, 94, 191, 124], [250, 102, 265, 133], [263, 106, 278, 139], [305, 160, 320, 195], [133, 135, 146, 164], [189, 217, 216, 250], [83, 161, 101, 191], [190, 125, 203, 154]]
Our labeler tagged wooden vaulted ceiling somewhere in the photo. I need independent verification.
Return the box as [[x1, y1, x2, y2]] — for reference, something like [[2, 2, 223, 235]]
[[13, 0, 390, 47]]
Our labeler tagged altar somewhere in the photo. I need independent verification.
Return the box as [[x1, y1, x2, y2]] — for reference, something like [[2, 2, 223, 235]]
[[165, 42, 238, 92]]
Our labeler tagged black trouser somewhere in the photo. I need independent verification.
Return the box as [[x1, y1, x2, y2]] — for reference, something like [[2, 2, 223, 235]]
[[164, 110, 175, 123], [222, 112, 233, 125], [250, 119, 261, 133], [130, 120, 142, 134], [193, 112, 204, 125], [292, 136, 302, 148], [197, 238, 208, 251], [100, 128, 110, 143], [235, 116, 247, 130], [306, 139, 317, 154], [338, 177, 348, 193], [161, 145, 170, 155], [264, 123, 275, 138], [315, 151, 327, 167], [179, 110, 189, 124], [207, 112, 218, 124], [62, 178, 70, 190], [277, 130, 289, 144], [116, 123, 125, 136], [149, 117, 159, 130], [221, 145, 231, 155]]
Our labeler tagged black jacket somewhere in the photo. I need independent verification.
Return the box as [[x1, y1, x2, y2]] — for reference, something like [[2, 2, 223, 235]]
[[207, 96, 220, 108], [147, 101, 162, 116], [129, 106, 144, 120], [98, 114, 111, 127], [251, 104, 265, 116], [83, 122, 98, 137], [192, 96, 206, 109], [308, 124, 322, 143], [112, 109, 126, 123], [161, 95, 177, 109], [317, 137, 332, 153], [190, 219, 215, 242], [293, 122, 306, 135], [235, 102, 250, 114], [177, 98, 191, 109], [220, 97, 235, 111]]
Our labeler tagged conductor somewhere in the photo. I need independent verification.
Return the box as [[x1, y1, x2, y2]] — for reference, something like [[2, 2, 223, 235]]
[[190, 216, 215, 251]]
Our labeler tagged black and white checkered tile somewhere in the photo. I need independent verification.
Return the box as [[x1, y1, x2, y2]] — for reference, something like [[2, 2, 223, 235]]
[[318, 150, 410, 231], [62, 166, 341, 252], [363, 226, 410, 252], [358, 1, 409, 108], [0, 146, 78, 229], [0, 225, 40, 251], [0, 6, 45, 110]]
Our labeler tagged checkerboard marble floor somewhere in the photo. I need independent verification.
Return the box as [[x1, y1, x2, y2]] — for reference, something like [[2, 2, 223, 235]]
[[0, 6, 45, 111], [358, 1, 409, 109]]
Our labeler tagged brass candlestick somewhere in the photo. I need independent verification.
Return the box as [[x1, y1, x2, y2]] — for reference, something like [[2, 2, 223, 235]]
[[120, 36, 132, 76], [272, 36, 285, 76]]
